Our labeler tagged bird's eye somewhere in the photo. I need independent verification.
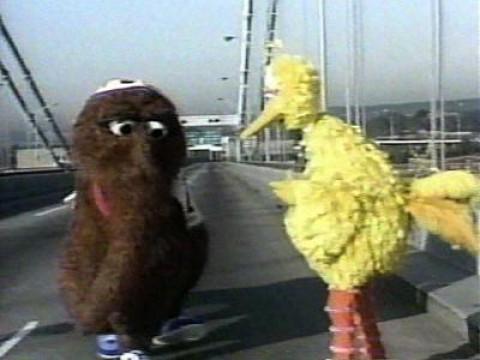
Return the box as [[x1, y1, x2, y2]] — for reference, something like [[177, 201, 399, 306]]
[[108, 120, 135, 136], [146, 121, 168, 138]]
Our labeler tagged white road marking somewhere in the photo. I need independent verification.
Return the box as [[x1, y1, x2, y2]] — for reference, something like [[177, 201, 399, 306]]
[[0, 321, 38, 358], [186, 165, 208, 185], [34, 205, 68, 217], [63, 191, 77, 204]]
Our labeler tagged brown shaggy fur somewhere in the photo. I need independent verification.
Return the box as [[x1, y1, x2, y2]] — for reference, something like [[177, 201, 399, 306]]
[[58, 87, 207, 349]]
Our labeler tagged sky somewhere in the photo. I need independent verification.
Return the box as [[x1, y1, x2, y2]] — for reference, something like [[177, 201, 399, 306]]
[[1, 0, 479, 141]]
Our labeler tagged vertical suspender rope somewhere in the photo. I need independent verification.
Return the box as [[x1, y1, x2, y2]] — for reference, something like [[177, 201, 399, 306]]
[[237, 0, 254, 162], [261, 0, 279, 162], [352, 0, 360, 128], [429, 0, 440, 170], [345, 0, 353, 125], [357, 0, 367, 133], [352, 0, 365, 130], [317, 0, 328, 113], [437, 0, 445, 170]]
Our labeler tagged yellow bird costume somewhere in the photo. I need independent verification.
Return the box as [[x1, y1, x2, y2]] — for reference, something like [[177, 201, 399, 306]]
[[241, 54, 479, 360]]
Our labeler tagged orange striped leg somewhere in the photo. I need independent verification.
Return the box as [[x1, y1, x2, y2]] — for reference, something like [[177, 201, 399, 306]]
[[354, 285, 386, 360], [326, 289, 361, 360]]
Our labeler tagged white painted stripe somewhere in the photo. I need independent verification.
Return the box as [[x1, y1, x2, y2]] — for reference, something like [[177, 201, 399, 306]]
[[186, 165, 207, 185], [63, 191, 77, 203], [34, 205, 68, 217], [0, 321, 38, 358]]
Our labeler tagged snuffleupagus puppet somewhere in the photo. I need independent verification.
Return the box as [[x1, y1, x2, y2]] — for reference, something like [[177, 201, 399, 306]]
[[59, 80, 207, 360], [241, 55, 479, 360]]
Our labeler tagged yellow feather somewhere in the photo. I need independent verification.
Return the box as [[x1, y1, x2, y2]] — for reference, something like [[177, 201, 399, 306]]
[[406, 197, 479, 254], [410, 171, 480, 200], [270, 180, 298, 205]]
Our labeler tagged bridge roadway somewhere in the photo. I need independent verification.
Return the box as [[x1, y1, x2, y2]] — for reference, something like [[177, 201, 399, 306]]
[[0, 163, 477, 359]]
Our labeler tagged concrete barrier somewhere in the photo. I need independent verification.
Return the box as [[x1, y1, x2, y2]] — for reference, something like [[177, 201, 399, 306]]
[[0, 170, 74, 218], [0, 164, 200, 219]]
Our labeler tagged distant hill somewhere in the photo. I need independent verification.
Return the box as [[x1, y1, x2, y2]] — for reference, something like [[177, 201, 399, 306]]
[[330, 98, 479, 117], [329, 98, 480, 137]]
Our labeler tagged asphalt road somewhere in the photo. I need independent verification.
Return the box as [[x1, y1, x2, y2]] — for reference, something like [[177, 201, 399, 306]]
[[0, 163, 478, 359]]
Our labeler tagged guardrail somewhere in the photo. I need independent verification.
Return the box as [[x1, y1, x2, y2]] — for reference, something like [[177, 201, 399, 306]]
[[240, 160, 480, 178], [228, 161, 479, 275], [0, 170, 74, 218], [0, 167, 70, 176]]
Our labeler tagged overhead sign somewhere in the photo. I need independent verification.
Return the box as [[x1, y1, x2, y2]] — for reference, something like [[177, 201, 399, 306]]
[[179, 114, 240, 127]]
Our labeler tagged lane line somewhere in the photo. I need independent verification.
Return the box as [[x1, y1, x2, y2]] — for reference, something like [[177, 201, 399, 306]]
[[186, 165, 207, 185], [34, 205, 68, 217], [0, 321, 38, 358]]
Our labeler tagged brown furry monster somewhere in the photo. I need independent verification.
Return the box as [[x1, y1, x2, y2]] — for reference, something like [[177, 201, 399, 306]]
[[59, 80, 207, 354]]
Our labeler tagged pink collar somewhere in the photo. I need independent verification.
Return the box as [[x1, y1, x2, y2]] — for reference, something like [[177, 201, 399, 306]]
[[92, 182, 112, 218]]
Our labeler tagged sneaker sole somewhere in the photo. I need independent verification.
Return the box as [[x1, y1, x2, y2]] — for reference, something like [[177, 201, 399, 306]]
[[151, 324, 207, 347]]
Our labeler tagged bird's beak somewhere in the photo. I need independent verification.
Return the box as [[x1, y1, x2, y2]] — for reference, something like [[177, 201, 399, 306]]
[[240, 98, 283, 139]]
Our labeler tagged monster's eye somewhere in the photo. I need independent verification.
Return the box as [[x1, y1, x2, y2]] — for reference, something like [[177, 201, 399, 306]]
[[146, 121, 168, 138], [108, 120, 135, 136]]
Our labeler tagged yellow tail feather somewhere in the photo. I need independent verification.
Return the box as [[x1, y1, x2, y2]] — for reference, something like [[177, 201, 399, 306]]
[[410, 170, 480, 200], [406, 197, 479, 254]]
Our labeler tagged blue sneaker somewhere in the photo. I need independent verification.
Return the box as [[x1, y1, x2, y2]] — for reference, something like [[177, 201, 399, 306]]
[[151, 315, 207, 347], [96, 334, 123, 359], [119, 350, 150, 360]]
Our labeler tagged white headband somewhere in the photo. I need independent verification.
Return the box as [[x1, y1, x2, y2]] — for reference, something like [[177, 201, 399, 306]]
[[94, 79, 148, 94]]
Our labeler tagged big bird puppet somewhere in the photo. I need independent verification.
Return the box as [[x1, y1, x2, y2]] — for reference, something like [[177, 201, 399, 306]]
[[241, 55, 480, 360]]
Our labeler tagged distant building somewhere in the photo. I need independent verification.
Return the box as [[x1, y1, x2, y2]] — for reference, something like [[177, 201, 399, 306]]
[[180, 114, 240, 161], [179, 114, 240, 128], [14, 147, 67, 168], [187, 144, 223, 162]]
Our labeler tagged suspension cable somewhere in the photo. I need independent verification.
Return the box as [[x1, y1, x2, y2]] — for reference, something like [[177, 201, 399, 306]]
[[0, 59, 64, 168], [0, 15, 70, 152]]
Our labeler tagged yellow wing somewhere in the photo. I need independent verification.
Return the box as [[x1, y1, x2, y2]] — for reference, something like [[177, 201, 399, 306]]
[[272, 179, 362, 263]]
